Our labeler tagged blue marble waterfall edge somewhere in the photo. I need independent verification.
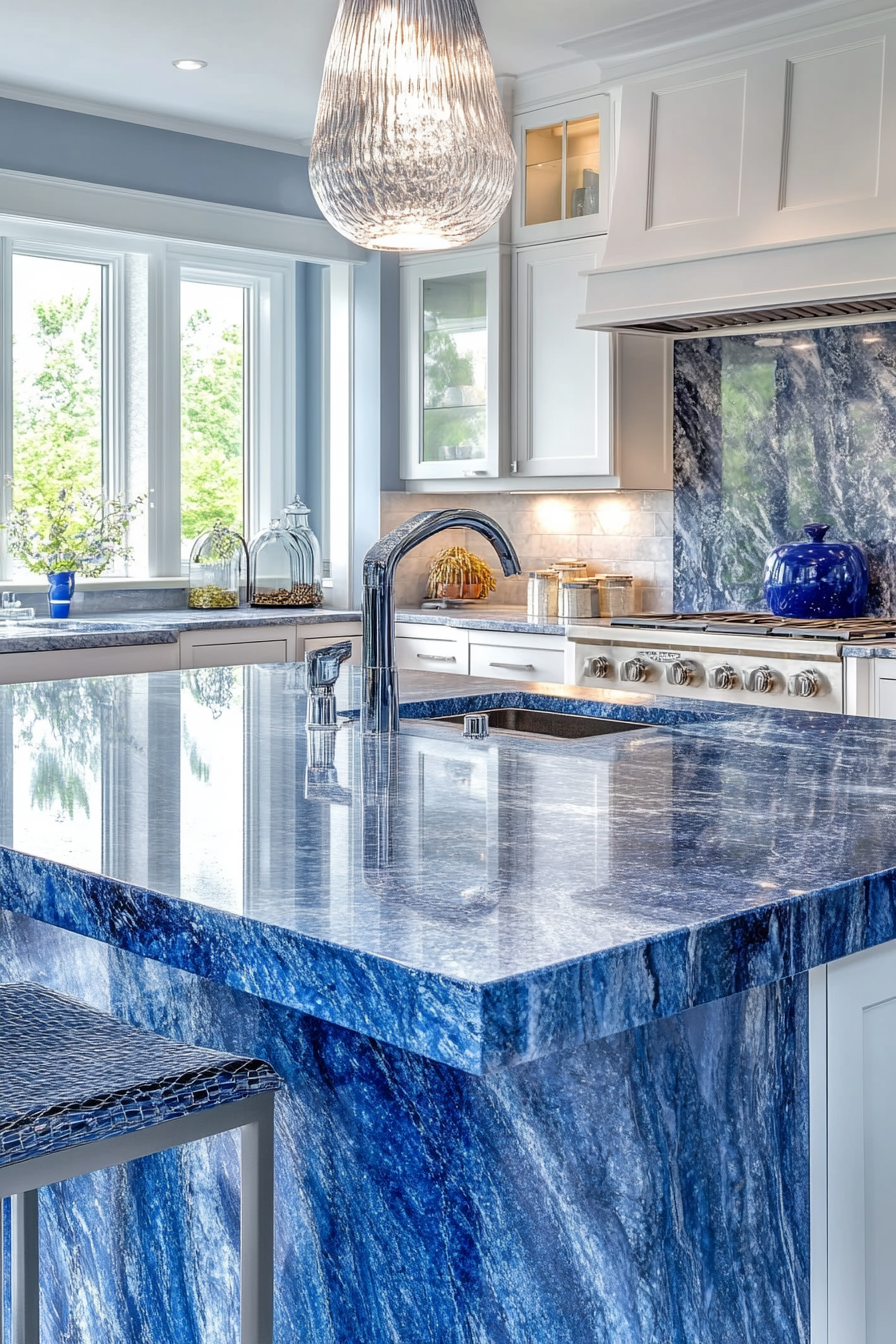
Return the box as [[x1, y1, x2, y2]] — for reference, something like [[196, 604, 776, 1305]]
[[0, 909, 810, 1344], [673, 323, 896, 613], [3, 820, 895, 1078], [4, 668, 896, 1074]]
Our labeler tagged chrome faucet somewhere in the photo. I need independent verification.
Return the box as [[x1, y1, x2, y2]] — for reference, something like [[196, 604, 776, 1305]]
[[361, 509, 521, 734]]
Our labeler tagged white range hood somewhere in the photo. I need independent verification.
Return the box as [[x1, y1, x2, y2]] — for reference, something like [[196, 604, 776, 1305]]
[[578, 229, 896, 335], [577, 7, 896, 335]]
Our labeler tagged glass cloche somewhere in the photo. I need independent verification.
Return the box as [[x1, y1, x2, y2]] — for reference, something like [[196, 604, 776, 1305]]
[[249, 498, 323, 608], [188, 523, 247, 609]]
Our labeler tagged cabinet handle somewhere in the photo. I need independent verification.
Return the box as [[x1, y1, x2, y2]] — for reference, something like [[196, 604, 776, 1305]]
[[489, 661, 536, 671], [416, 653, 457, 663]]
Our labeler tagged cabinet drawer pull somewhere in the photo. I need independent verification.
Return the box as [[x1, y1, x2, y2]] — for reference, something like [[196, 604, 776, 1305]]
[[416, 653, 457, 663], [489, 661, 536, 671]]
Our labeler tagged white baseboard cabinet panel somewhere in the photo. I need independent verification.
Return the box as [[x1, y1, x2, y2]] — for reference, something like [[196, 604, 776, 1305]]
[[0, 643, 179, 685], [812, 939, 896, 1344]]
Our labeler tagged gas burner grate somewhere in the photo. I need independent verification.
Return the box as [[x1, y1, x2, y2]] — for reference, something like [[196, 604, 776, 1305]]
[[611, 613, 896, 641]]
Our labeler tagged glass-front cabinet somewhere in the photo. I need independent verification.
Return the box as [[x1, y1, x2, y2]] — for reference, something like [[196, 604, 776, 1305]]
[[400, 249, 509, 480], [513, 95, 611, 244]]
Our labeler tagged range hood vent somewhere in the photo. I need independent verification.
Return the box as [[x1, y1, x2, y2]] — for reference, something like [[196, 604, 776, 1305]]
[[577, 231, 896, 339], [616, 294, 896, 336]]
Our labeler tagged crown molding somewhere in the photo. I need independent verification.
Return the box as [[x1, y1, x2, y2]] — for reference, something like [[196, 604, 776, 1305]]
[[0, 80, 311, 157], [0, 167, 366, 263], [563, 0, 896, 79]]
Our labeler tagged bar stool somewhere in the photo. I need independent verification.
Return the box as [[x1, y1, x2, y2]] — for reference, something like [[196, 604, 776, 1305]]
[[0, 982, 281, 1344]]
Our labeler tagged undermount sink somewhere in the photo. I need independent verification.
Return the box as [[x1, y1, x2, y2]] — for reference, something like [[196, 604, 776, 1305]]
[[427, 707, 645, 740]]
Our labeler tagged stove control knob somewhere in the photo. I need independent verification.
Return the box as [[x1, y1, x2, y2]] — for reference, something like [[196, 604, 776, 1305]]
[[788, 668, 821, 699], [584, 656, 611, 680], [621, 658, 649, 684], [746, 665, 776, 694], [708, 664, 737, 691], [666, 660, 696, 687]]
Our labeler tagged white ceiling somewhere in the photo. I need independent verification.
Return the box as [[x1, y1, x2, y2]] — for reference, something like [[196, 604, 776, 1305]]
[[0, 0, 861, 150]]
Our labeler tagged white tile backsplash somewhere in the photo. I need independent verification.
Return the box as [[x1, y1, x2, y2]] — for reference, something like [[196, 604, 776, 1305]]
[[380, 491, 674, 612]]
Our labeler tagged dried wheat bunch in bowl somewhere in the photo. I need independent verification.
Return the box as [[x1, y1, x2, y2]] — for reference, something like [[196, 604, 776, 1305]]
[[426, 546, 497, 601]]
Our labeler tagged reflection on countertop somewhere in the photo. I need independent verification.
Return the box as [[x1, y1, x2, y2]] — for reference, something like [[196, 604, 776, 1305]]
[[3, 664, 896, 1073]]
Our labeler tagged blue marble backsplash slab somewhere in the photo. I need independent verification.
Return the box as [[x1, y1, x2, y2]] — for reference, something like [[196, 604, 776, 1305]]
[[674, 323, 896, 613]]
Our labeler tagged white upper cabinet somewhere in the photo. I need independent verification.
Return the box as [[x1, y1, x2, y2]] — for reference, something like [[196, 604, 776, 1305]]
[[514, 240, 671, 486], [512, 96, 611, 245], [400, 249, 510, 481], [514, 240, 612, 478], [602, 13, 896, 270]]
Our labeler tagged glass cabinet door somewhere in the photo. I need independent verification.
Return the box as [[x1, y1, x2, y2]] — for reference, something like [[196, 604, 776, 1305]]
[[401, 249, 506, 480], [515, 96, 609, 243], [422, 273, 487, 465]]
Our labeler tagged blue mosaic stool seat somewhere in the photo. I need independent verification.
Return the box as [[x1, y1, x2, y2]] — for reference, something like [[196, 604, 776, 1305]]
[[0, 983, 281, 1344]]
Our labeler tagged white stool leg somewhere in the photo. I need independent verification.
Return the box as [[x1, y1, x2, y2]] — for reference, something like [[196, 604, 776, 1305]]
[[11, 1189, 39, 1344], [240, 1095, 275, 1344]]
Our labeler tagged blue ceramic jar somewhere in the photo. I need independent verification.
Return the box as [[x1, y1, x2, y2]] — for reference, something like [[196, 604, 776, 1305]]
[[763, 525, 869, 619]]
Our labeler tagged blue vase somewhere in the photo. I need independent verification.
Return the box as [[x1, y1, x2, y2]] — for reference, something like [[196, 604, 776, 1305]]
[[46, 571, 76, 619], [763, 525, 869, 619]]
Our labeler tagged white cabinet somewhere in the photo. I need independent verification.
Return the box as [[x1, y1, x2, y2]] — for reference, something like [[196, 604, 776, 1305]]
[[844, 656, 896, 718], [468, 629, 566, 684], [395, 623, 469, 675], [394, 621, 569, 686], [810, 940, 896, 1344], [514, 240, 672, 485], [512, 95, 611, 245], [178, 620, 363, 670], [514, 240, 612, 479], [0, 642, 179, 686], [400, 249, 510, 482]]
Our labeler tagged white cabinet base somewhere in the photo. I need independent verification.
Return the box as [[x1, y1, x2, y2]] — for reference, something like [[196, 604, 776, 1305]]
[[0, 642, 179, 685], [811, 939, 896, 1344]]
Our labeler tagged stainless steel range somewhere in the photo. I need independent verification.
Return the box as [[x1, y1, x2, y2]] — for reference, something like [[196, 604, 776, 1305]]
[[565, 612, 896, 714]]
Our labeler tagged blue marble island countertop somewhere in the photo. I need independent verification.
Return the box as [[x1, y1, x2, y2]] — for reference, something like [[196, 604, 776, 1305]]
[[2, 664, 896, 1076]]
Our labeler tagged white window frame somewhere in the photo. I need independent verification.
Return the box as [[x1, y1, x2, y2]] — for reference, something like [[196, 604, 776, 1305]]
[[0, 217, 297, 581]]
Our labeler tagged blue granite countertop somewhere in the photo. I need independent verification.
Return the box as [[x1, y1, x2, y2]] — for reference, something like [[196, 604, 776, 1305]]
[[3, 665, 896, 1075], [395, 605, 603, 635], [0, 605, 585, 655], [0, 607, 361, 654], [841, 642, 896, 658]]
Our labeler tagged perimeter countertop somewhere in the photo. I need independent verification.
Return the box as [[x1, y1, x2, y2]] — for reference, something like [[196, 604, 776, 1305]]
[[0, 607, 362, 654], [2, 664, 896, 1075], [0, 604, 606, 655]]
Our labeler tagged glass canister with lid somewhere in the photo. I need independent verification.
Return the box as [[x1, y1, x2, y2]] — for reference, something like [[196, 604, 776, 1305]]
[[249, 498, 323, 607], [188, 524, 247, 609]]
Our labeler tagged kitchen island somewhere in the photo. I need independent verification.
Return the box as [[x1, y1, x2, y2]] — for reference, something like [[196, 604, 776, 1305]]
[[1, 665, 893, 1341]]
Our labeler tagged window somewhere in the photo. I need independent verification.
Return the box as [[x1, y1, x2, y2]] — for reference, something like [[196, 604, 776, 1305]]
[[180, 279, 247, 559], [13, 254, 105, 512], [0, 223, 306, 581]]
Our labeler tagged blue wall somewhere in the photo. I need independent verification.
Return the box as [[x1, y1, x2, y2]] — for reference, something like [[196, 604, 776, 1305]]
[[0, 95, 323, 218]]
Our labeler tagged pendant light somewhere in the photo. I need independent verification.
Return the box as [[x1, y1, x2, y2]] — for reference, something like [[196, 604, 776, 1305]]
[[310, 0, 516, 252]]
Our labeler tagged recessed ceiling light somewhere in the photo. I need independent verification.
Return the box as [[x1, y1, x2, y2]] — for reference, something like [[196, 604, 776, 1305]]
[[754, 337, 783, 347], [173, 58, 207, 71], [863, 334, 883, 344], [790, 342, 814, 350]]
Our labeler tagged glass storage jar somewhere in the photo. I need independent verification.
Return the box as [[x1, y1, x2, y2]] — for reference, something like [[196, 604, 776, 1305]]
[[188, 524, 247, 609], [596, 574, 635, 618], [249, 500, 323, 608]]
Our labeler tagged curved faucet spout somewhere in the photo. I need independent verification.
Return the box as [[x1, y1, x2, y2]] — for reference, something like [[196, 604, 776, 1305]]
[[361, 509, 522, 734]]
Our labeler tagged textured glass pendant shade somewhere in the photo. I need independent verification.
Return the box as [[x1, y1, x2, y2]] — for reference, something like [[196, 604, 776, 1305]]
[[310, 0, 516, 251]]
